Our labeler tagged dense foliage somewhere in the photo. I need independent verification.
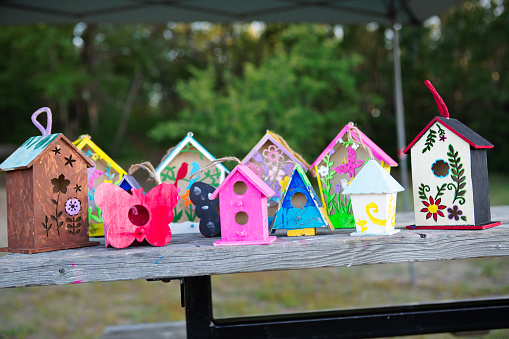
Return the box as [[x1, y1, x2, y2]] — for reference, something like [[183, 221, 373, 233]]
[[0, 0, 507, 171]]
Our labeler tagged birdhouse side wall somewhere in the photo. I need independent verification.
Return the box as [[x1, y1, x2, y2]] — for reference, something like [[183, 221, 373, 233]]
[[410, 122, 475, 226], [6, 168, 35, 250], [218, 172, 268, 242], [471, 149, 491, 224], [33, 140, 90, 248], [159, 146, 224, 224], [351, 193, 396, 234]]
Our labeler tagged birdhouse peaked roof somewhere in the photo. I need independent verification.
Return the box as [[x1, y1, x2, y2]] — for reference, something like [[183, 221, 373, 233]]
[[0, 133, 94, 171], [210, 164, 275, 200], [403, 117, 494, 154], [156, 132, 229, 175], [282, 164, 325, 208], [242, 131, 310, 169], [342, 160, 404, 195], [309, 123, 398, 170], [73, 135, 126, 175]]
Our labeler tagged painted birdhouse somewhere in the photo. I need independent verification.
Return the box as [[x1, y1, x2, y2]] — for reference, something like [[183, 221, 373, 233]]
[[211, 164, 276, 246], [242, 131, 310, 223], [342, 160, 404, 236], [403, 81, 500, 230], [155, 132, 229, 234], [95, 182, 178, 248], [0, 108, 98, 253], [270, 164, 333, 236], [73, 135, 127, 237], [309, 123, 398, 229]]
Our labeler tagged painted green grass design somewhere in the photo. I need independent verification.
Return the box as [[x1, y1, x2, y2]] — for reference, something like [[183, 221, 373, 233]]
[[447, 144, 467, 205], [422, 129, 437, 153]]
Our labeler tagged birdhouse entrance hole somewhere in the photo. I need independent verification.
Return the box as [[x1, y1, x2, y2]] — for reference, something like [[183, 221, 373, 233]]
[[235, 211, 249, 225], [128, 205, 150, 226], [233, 181, 247, 195], [291, 192, 307, 208]]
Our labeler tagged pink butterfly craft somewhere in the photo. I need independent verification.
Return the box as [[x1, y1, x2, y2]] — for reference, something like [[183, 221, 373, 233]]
[[332, 146, 364, 179], [95, 183, 178, 248]]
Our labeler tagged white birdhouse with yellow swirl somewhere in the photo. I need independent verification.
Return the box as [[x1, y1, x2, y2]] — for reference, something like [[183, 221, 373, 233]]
[[342, 160, 404, 236]]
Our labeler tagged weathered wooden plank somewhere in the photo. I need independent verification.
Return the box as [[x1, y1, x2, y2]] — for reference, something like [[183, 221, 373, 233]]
[[1, 206, 509, 289]]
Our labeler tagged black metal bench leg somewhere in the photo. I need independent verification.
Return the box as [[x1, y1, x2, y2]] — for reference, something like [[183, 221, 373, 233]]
[[182, 275, 214, 339]]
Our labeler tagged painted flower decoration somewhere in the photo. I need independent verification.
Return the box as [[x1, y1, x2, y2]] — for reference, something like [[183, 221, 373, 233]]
[[279, 176, 290, 191], [246, 161, 264, 178], [317, 165, 329, 177], [439, 135, 447, 142], [282, 162, 295, 177], [420, 196, 446, 221], [51, 174, 70, 194], [65, 197, 82, 216], [431, 160, 449, 178], [268, 167, 285, 184], [262, 145, 284, 166], [447, 205, 463, 221]]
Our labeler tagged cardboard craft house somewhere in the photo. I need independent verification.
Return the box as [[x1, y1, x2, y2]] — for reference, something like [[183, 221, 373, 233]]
[[270, 164, 333, 236], [342, 160, 404, 236], [242, 131, 310, 222], [155, 132, 229, 234], [309, 122, 398, 229], [0, 109, 98, 253], [211, 164, 276, 246], [404, 81, 499, 230], [73, 135, 127, 236]]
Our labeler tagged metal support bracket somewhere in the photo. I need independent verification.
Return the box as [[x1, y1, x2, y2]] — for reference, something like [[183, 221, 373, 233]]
[[182, 275, 509, 339]]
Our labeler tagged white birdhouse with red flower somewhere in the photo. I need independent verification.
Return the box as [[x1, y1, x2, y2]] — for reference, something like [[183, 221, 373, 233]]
[[403, 81, 500, 230]]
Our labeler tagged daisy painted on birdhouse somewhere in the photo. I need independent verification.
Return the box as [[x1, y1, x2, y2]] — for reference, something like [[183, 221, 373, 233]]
[[270, 164, 333, 236], [242, 131, 310, 222], [404, 81, 500, 229], [309, 123, 398, 229], [155, 132, 229, 234], [342, 160, 404, 236], [73, 135, 127, 237]]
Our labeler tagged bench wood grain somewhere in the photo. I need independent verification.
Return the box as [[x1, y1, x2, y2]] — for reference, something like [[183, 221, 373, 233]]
[[1, 206, 508, 289]]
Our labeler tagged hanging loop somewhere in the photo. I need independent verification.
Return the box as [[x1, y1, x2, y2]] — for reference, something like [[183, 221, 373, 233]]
[[31, 107, 53, 137]]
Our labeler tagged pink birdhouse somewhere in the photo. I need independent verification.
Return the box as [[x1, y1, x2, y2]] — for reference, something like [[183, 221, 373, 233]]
[[211, 164, 276, 246]]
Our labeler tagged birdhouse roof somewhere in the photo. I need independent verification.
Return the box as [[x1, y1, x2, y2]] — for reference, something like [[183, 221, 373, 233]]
[[73, 135, 126, 176], [404, 117, 494, 153], [342, 160, 404, 195], [210, 164, 275, 200], [156, 132, 229, 176], [0, 133, 94, 171], [242, 131, 310, 170], [309, 123, 398, 170]]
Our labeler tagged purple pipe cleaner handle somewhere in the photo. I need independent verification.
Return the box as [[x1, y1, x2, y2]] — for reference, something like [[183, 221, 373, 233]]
[[31, 107, 52, 136]]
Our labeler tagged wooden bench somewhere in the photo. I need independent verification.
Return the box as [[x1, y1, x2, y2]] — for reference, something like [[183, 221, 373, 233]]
[[2, 206, 509, 338]]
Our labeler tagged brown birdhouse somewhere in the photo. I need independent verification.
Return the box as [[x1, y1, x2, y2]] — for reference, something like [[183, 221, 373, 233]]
[[0, 108, 99, 253]]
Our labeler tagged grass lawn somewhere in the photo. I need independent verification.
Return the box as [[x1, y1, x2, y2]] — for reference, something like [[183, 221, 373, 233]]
[[1, 172, 509, 338]]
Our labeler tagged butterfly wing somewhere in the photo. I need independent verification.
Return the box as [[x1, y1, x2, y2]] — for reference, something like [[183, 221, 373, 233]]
[[95, 183, 138, 248], [189, 182, 220, 237], [142, 183, 178, 246]]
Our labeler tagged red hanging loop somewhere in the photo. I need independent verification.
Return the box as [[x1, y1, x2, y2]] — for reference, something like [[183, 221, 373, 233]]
[[424, 80, 449, 118]]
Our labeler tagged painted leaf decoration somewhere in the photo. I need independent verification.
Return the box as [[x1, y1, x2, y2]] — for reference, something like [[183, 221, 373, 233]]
[[51, 199, 58, 205]]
